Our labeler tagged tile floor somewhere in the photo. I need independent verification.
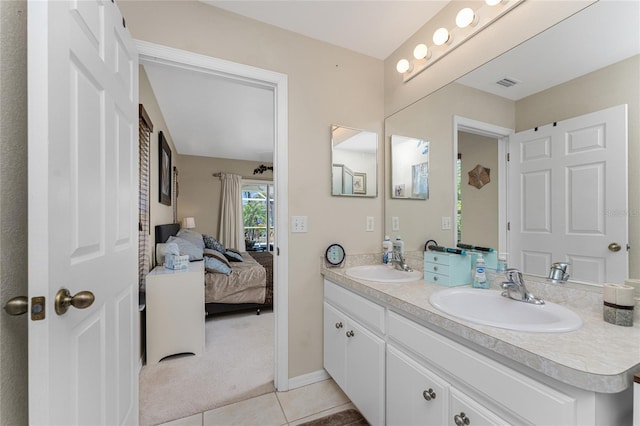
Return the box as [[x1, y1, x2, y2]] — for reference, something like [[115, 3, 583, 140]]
[[159, 378, 356, 426]]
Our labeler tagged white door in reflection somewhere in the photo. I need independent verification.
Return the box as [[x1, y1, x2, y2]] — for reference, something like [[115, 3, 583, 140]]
[[509, 104, 628, 284]]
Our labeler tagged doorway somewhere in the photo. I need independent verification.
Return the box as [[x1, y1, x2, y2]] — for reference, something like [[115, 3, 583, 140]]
[[452, 116, 512, 258], [136, 41, 289, 392]]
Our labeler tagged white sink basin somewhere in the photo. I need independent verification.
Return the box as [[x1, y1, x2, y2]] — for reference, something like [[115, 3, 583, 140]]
[[429, 287, 582, 333], [345, 265, 423, 283]]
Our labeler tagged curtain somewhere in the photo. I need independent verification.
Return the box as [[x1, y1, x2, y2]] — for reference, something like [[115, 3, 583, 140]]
[[218, 173, 246, 251]]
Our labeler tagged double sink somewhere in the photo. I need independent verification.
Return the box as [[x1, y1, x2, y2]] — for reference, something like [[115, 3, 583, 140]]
[[344, 265, 583, 333]]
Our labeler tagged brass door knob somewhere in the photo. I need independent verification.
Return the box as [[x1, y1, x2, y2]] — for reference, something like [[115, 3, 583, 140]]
[[608, 242, 622, 252], [3, 296, 28, 316], [55, 289, 95, 315]]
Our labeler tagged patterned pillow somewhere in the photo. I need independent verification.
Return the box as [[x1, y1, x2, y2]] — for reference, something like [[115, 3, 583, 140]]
[[202, 234, 225, 253], [166, 236, 203, 261], [224, 248, 244, 262]]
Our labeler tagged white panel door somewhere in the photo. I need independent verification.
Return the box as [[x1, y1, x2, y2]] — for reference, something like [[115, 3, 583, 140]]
[[509, 105, 628, 284], [345, 318, 385, 426], [28, 1, 139, 424]]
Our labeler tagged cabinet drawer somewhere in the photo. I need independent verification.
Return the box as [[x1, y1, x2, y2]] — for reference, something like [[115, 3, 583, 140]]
[[324, 280, 385, 334], [424, 271, 452, 285], [388, 312, 576, 425], [424, 253, 452, 265], [424, 262, 450, 275]]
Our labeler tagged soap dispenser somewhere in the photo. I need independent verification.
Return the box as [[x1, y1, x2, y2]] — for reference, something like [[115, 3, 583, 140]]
[[472, 253, 489, 289]]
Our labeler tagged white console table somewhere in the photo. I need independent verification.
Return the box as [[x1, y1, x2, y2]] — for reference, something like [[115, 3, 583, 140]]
[[146, 261, 205, 365]]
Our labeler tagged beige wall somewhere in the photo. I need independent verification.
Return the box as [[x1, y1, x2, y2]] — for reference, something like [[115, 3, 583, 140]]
[[516, 55, 640, 278], [385, 83, 514, 252], [459, 133, 499, 250], [119, 1, 385, 378], [384, 0, 595, 116], [139, 66, 180, 263], [0, 1, 28, 424], [177, 154, 273, 239]]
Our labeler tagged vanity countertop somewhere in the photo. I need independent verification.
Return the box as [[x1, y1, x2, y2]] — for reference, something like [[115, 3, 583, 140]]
[[321, 264, 640, 394]]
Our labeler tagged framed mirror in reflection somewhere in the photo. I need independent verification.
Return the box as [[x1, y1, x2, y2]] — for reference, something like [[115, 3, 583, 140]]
[[331, 125, 378, 197], [391, 135, 429, 199]]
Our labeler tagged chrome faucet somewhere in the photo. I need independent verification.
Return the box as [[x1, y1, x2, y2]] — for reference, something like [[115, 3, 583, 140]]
[[501, 268, 544, 305], [547, 262, 570, 283], [390, 250, 413, 272]]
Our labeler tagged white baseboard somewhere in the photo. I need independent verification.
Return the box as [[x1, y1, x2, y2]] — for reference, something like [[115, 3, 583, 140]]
[[288, 369, 331, 390]]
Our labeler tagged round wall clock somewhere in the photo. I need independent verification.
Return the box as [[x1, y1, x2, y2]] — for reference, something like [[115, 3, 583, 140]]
[[325, 243, 346, 267]]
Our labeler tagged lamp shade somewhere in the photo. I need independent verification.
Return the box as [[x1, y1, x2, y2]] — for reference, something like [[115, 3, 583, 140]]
[[182, 217, 196, 229]]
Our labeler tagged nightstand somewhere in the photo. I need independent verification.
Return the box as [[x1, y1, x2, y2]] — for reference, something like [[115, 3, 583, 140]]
[[145, 261, 205, 365]]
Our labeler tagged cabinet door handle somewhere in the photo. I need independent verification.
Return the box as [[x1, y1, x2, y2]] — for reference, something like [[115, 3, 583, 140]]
[[422, 388, 436, 401], [346, 330, 354, 337], [454, 412, 470, 425], [335, 321, 343, 329]]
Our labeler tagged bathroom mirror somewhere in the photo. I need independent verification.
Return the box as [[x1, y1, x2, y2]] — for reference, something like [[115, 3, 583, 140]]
[[384, 1, 639, 281], [391, 135, 429, 199], [331, 125, 378, 197]]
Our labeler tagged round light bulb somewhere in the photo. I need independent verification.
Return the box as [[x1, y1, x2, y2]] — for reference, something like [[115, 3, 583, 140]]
[[413, 44, 429, 60], [433, 28, 451, 46], [396, 59, 411, 74], [456, 8, 476, 28], [485, 0, 502, 6]]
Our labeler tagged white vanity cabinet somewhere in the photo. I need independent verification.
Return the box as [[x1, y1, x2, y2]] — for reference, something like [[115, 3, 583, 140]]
[[387, 344, 509, 426], [386, 345, 449, 425], [323, 280, 385, 425]]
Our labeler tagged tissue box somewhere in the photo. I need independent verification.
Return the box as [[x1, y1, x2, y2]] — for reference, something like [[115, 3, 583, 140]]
[[165, 254, 189, 270]]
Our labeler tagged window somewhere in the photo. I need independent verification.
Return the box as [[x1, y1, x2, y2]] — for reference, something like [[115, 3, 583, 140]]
[[242, 182, 274, 252]]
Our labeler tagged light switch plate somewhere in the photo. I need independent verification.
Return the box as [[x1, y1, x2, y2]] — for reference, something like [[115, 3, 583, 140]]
[[441, 216, 452, 230], [291, 216, 308, 233], [366, 216, 374, 232], [392, 217, 400, 231]]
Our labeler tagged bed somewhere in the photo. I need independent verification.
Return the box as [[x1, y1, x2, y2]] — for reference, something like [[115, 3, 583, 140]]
[[154, 224, 273, 315]]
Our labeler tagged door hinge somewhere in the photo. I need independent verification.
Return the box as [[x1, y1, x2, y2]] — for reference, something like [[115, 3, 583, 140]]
[[507, 152, 510, 162], [507, 222, 511, 231]]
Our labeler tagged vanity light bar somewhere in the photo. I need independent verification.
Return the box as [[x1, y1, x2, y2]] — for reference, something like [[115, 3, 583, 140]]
[[397, 0, 524, 83]]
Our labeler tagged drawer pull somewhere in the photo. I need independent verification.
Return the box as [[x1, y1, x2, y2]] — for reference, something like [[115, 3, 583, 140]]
[[433, 276, 438, 281], [434, 256, 438, 262], [346, 330, 355, 338], [335, 321, 343, 329], [422, 388, 436, 401], [433, 266, 438, 272], [454, 412, 470, 426]]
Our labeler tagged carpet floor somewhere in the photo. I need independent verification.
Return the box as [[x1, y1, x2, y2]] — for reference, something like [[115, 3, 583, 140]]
[[139, 309, 275, 425]]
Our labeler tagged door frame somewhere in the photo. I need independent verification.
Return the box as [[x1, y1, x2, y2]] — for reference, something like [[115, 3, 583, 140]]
[[452, 116, 513, 259], [135, 40, 289, 390]]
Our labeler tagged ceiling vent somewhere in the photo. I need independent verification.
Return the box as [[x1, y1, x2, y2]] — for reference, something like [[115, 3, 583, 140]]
[[495, 77, 520, 88]]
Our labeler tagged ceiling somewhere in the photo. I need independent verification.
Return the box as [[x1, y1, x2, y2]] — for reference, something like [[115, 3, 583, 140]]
[[142, 0, 450, 162], [142, 0, 639, 162]]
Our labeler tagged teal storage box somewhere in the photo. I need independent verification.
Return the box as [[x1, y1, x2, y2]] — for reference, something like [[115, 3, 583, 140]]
[[424, 252, 471, 286]]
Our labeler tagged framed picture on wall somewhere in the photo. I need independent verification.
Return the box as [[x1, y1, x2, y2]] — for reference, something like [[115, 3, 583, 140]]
[[159, 131, 171, 206], [353, 172, 366, 194]]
